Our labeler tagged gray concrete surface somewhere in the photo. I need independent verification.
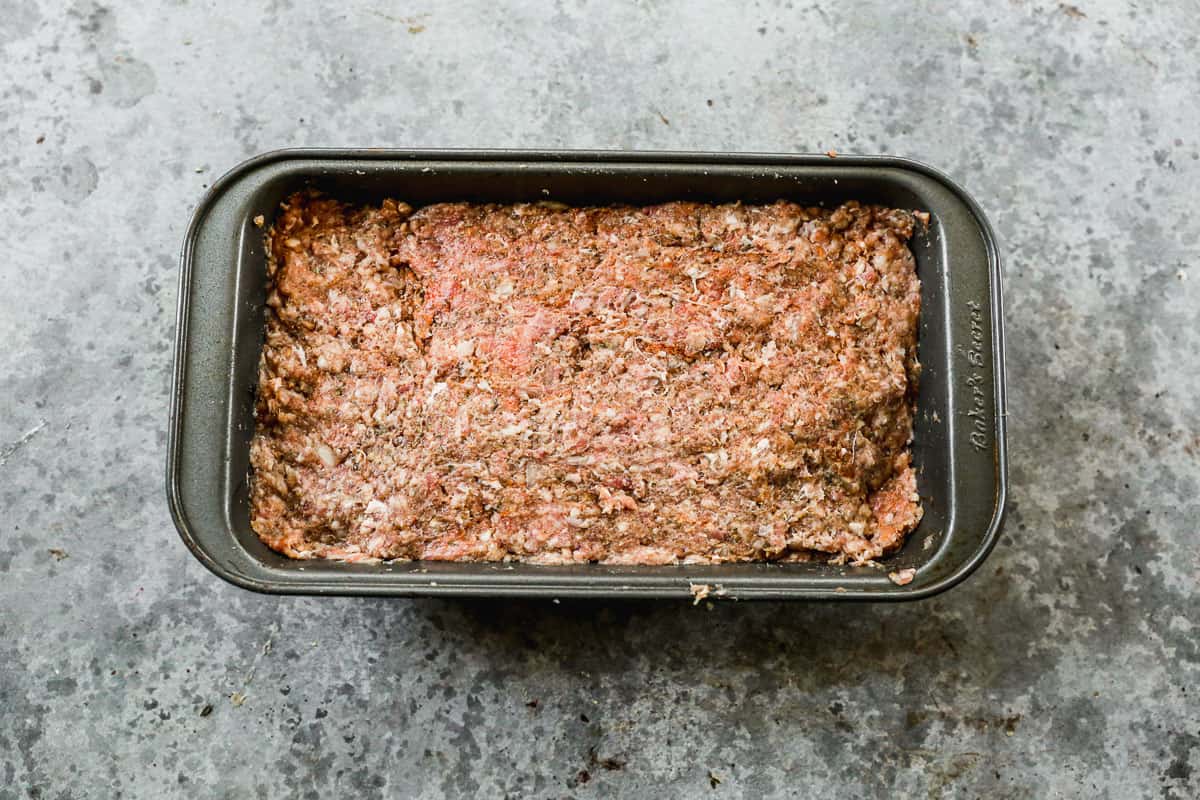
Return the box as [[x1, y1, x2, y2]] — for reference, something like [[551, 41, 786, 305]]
[[1, 0, 1198, 797]]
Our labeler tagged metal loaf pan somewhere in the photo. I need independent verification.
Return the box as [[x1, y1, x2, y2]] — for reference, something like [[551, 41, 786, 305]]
[[166, 149, 1007, 599]]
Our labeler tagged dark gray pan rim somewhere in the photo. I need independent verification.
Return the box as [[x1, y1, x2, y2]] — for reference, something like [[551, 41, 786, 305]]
[[166, 148, 1007, 600]]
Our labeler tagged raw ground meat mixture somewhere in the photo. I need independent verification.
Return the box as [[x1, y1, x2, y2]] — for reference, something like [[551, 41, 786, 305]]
[[249, 191, 924, 565]]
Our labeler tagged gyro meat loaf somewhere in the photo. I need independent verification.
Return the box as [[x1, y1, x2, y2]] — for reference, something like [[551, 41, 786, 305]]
[[250, 192, 923, 565]]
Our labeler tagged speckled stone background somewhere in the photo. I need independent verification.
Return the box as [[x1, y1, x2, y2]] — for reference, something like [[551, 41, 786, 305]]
[[1, 1, 1198, 797]]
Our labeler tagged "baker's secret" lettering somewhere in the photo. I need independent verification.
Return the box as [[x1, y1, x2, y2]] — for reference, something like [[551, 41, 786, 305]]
[[964, 300, 990, 453]]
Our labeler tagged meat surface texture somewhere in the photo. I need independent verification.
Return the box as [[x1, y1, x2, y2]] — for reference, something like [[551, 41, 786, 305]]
[[250, 192, 924, 565]]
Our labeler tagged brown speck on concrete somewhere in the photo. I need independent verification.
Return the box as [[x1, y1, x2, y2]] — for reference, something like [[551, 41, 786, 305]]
[[199, 704, 213, 717], [708, 769, 723, 788], [1059, 3, 1087, 18], [826, 149, 838, 158], [589, 746, 626, 771], [48, 548, 68, 561], [368, 10, 429, 34]]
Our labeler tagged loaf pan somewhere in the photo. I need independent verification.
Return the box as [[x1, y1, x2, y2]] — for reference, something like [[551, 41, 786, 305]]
[[166, 149, 1006, 599]]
